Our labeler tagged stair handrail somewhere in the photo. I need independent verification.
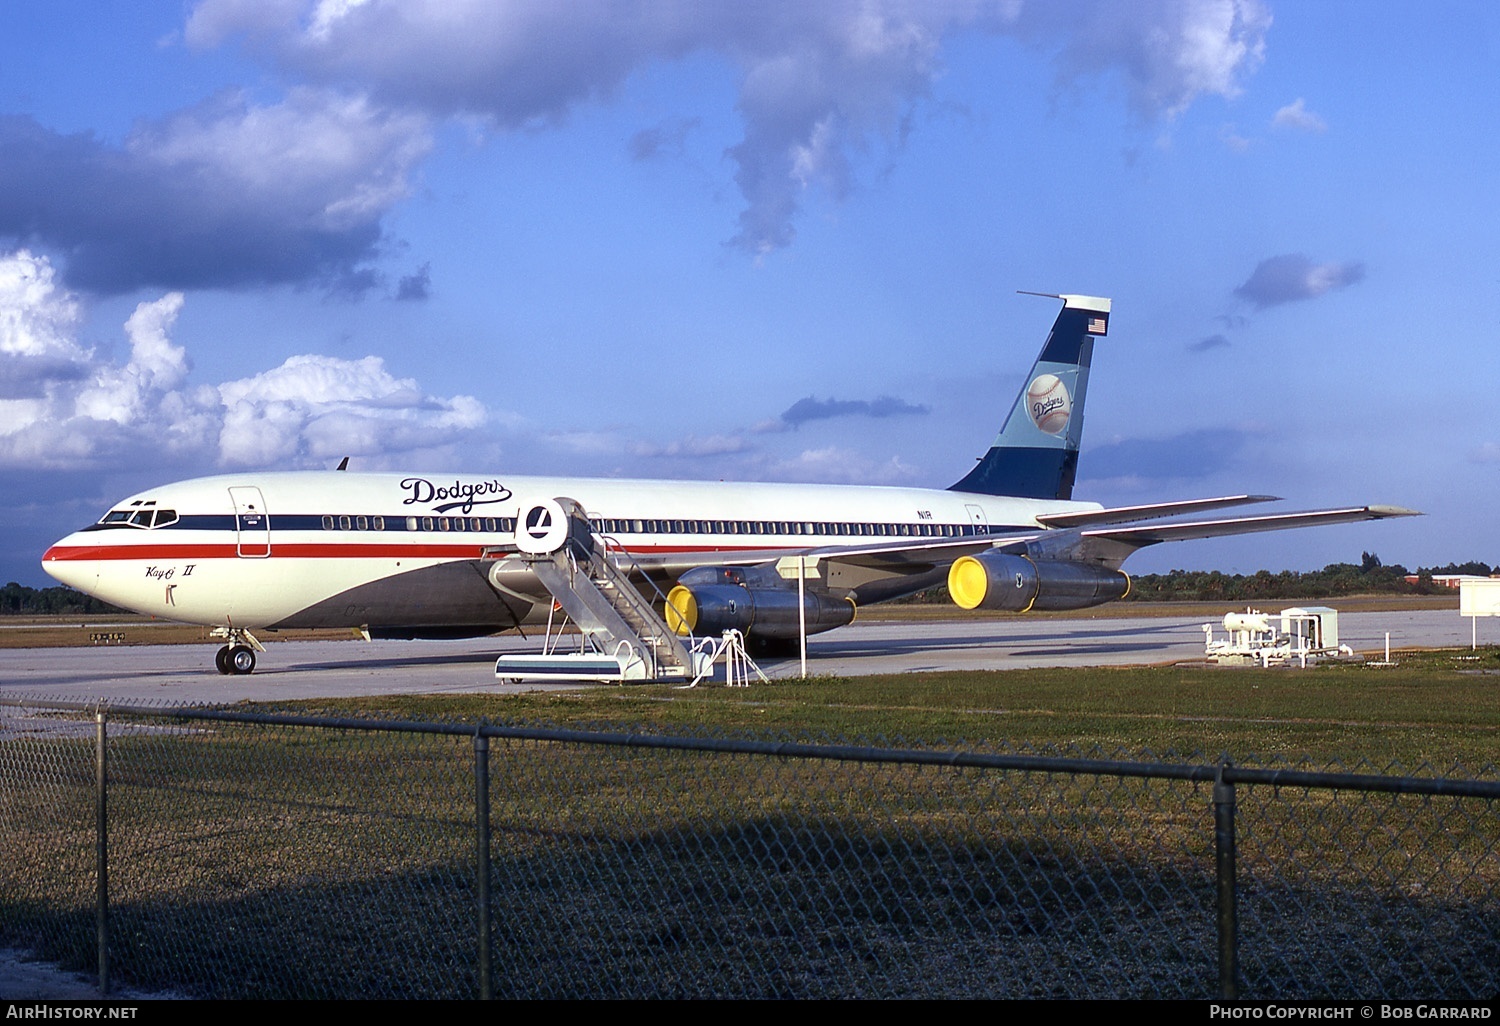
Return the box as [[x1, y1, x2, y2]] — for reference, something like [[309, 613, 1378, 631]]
[[588, 531, 695, 668]]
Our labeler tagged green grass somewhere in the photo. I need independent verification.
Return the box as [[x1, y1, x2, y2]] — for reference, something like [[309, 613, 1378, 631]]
[[280, 647, 1500, 773]]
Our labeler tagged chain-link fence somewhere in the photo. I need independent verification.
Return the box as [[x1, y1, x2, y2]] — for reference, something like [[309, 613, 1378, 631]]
[[2, 696, 1496, 1000]]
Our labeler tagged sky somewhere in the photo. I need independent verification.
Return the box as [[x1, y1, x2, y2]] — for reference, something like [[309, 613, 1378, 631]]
[[2, 0, 1497, 587]]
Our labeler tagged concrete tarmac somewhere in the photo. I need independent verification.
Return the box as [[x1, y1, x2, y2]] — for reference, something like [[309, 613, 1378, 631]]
[[0, 607, 1479, 705]]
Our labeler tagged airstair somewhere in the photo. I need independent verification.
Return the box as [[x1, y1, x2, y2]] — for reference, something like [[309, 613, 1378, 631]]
[[493, 497, 714, 683]]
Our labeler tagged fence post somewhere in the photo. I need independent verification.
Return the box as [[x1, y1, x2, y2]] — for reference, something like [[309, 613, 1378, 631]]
[[474, 731, 492, 1000], [94, 706, 110, 997], [1213, 759, 1238, 999]]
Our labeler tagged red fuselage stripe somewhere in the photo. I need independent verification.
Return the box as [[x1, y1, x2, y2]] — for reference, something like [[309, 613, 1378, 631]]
[[42, 542, 773, 562]]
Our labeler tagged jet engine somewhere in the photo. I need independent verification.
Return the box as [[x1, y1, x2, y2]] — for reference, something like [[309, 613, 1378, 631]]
[[665, 566, 856, 640], [947, 551, 1128, 612]]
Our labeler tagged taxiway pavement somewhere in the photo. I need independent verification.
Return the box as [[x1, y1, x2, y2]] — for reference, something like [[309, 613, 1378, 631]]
[[0, 608, 1477, 705]]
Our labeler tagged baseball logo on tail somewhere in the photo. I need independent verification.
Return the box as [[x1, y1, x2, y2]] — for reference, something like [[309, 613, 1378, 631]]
[[1026, 373, 1071, 435]]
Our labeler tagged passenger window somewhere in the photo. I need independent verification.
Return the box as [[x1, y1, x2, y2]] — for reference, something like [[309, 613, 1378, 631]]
[[339, 515, 351, 530], [356, 516, 368, 530], [323, 516, 334, 530], [373, 516, 384, 530]]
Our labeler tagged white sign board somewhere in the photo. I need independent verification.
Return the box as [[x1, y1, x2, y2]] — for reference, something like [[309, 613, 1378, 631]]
[[1459, 579, 1500, 616]]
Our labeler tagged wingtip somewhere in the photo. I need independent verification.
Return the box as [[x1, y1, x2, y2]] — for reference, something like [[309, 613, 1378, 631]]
[[1367, 505, 1423, 518]]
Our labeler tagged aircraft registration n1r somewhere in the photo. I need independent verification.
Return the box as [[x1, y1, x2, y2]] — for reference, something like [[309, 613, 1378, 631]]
[[42, 294, 1418, 675]]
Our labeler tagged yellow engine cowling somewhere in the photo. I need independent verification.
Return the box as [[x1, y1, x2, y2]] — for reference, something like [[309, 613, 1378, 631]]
[[948, 552, 1128, 612], [666, 582, 855, 639]]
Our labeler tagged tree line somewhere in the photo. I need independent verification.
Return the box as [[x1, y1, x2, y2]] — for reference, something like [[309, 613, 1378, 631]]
[[1125, 553, 1490, 602], [0, 582, 125, 616]]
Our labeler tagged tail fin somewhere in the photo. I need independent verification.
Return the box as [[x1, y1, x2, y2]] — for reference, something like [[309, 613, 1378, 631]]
[[948, 293, 1110, 500]]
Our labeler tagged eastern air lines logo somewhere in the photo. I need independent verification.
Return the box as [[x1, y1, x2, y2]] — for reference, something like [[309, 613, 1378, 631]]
[[1025, 374, 1071, 436]]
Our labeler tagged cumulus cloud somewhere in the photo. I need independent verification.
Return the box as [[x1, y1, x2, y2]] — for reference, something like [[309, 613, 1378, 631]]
[[0, 250, 483, 470], [0, 249, 90, 398], [218, 354, 484, 465], [1026, 0, 1271, 119], [1272, 97, 1326, 133], [766, 394, 930, 431], [182, 0, 1272, 257], [1234, 254, 1366, 309], [0, 3, 1276, 291], [0, 88, 430, 294]]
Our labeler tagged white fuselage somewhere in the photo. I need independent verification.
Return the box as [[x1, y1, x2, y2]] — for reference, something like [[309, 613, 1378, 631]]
[[43, 471, 1096, 631]]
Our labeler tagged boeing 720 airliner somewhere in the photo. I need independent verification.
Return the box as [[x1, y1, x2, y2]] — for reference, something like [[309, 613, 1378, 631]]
[[42, 294, 1417, 674]]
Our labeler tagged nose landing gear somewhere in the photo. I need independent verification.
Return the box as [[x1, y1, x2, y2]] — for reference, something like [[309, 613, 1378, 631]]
[[210, 627, 264, 675]]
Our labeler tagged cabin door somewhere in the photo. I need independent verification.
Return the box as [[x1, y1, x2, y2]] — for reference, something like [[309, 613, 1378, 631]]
[[964, 504, 989, 533], [229, 486, 271, 558]]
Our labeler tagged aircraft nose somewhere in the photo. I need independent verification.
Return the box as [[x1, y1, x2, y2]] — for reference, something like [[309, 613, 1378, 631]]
[[42, 536, 95, 590]]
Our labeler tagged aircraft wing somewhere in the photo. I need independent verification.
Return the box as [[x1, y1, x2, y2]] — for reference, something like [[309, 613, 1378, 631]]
[[1034, 494, 1278, 529], [1041, 504, 1423, 567], [630, 502, 1421, 572]]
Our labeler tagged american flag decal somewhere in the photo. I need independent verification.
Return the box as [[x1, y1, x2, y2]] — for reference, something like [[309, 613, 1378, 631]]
[[1087, 315, 1108, 335]]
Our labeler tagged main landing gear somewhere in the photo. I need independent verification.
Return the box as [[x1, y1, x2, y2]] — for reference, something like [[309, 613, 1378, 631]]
[[214, 645, 256, 675], [210, 627, 264, 675]]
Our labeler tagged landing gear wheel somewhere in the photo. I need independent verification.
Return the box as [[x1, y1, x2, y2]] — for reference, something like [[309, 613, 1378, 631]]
[[215, 645, 232, 675], [228, 646, 257, 675]]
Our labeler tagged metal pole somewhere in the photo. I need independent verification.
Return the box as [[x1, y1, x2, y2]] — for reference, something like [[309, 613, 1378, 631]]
[[94, 707, 109, 997], [1213, 760, 1238, 999], [798, 555, 807, 678], [474, 732, 492, 1000]]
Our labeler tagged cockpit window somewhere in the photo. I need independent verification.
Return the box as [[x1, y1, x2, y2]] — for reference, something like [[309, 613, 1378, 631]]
[[99, 507, 179, 529]]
